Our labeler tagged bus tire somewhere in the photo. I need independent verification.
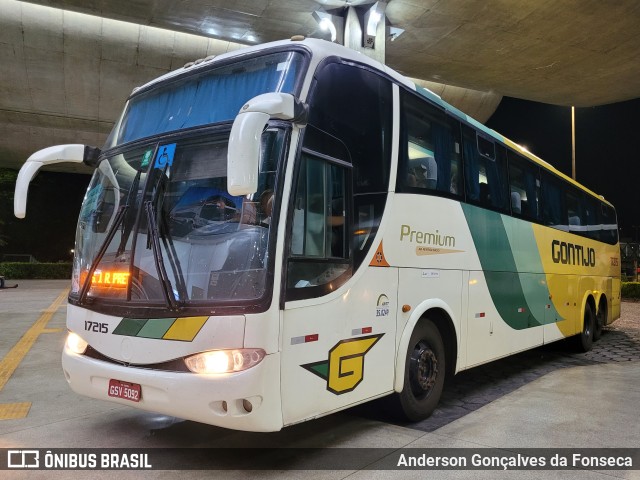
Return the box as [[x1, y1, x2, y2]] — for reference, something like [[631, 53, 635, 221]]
[[395, 321, 445, 422], [593, 300, 606, 342], [574, 302, 594, 352]]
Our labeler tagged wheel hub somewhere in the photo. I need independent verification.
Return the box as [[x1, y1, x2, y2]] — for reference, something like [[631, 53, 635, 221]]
[[410, 341, 438, 395]]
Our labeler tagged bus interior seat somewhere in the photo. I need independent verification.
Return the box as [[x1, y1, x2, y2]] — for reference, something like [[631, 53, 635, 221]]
[[569, 215, 581, 227], [511, 191, 522, 214], [424, 156, 437, 189], [408, 156, 437, 189], [479, 182, 489, 204]]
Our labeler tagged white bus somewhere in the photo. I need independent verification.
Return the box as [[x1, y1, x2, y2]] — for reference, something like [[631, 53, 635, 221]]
[[15, 38, 620, 432]]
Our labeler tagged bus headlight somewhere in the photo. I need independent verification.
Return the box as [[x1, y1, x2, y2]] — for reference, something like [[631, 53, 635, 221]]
[[184, 349, 266, 374], [66, 332, 88, 355]]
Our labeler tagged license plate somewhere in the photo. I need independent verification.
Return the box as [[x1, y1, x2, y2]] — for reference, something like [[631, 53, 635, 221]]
[[108, 379, 141, 402]]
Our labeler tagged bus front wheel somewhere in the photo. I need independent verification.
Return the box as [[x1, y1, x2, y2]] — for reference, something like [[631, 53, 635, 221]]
[[395, 321, 445, 422]]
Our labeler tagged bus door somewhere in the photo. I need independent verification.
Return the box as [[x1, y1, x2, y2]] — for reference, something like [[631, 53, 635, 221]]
[[279, 146, 397, 426]]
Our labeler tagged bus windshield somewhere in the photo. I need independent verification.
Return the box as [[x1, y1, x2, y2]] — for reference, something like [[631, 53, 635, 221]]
[[71, 128, 285, 312], [105, 50, 304, 148]]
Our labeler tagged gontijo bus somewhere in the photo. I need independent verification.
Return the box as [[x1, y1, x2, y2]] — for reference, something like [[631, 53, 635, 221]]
[[14, 37, 620, 432]]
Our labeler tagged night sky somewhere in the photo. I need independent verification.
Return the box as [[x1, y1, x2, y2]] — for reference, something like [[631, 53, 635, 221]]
[[486, 97, 640, 241], [2, 97, 639, 262]]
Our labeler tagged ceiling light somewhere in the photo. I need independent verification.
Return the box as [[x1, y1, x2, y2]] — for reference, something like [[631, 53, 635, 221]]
[[387, 26, 405, 42], [363, 1, 387, 48], [312, 10, 338, 42]]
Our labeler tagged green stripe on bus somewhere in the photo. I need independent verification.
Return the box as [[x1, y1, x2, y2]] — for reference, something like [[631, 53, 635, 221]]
[[462, 205, 552, 329], [136, 318, 176, 339], [502, 216, 564, 325], [113, 318, 148, 336]]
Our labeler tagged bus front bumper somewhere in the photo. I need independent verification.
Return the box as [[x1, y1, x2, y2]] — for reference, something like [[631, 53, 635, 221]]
[[61, 348, 284, 432]]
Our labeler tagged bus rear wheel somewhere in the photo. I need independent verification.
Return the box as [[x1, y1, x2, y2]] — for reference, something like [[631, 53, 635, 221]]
[[594, 300, 606, 341], [395, 321, 445, 422], [574, 302, 594, 352]]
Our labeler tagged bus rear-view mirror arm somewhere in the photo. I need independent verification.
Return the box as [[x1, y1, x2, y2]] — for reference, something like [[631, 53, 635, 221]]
[[14, 144, 101, 219], [227, 92, 307, 196]]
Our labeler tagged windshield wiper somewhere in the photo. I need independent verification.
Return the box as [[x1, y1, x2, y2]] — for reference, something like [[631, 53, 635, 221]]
[[145, 200, 179, 311], [116, 169, 142, 257], [144, 164, 188, 308]]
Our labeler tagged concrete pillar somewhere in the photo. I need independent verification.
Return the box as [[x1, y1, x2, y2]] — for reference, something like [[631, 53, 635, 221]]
[[326, 5, 500, 122], [343, 6, 386, 64]]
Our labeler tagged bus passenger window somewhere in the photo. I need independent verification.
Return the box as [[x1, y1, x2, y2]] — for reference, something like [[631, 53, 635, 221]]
[[566, 190, 583, 234], [540, 172, 567, 230], [583, 197, 598, 240], [477, 135, 496, 160], [462, 126, 508, 211], [599, 203, 618, 244], [507, 152, 540, 221], [398, 91, 462, 197]]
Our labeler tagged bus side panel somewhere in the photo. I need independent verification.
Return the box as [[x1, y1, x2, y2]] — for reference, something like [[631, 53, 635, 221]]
[[383, 196, 479, 370], [280, 267, 398, 426], [465, 270, 546, 367], [396, 267, 463, 365], [611, 277, 621, 323], [387, 197, 548, 369], [543, 273, 579, 342], [462, 206, 549, 366], [531, 223, 621, 337]]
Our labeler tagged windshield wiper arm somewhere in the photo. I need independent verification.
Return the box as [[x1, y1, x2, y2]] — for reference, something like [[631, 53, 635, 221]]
[[145, 200, 179, 311], [158, 213, 188, 301], [116, 169, 142, 256]]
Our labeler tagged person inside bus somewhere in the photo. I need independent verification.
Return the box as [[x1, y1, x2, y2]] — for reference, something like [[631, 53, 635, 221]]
[[511, 191, 522, 215], [450, 163, 459, 194], [406, 156, 437, 190], [259, 189, 274, 226]]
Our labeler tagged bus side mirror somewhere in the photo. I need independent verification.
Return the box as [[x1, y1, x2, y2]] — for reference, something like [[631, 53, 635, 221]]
[[14, 144, 101, 218], [227, 92, 307, 196]]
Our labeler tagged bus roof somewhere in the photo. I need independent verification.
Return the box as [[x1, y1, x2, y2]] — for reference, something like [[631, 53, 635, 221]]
[[132, 37, 612, 208]]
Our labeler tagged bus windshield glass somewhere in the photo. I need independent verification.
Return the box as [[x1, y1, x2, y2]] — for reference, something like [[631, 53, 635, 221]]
[[71, 128, 285, 311], [105, 50, 304, 148]]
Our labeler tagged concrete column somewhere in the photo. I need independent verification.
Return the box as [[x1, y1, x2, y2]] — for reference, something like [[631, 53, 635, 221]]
[[343, 6, 386, 64], [333, 6, 501, 122]]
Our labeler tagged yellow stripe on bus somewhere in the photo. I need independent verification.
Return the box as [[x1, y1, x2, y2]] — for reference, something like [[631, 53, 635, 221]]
[[162, 316, 208, 341]]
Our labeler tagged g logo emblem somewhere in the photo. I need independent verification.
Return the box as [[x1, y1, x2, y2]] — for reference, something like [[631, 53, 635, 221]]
[[302, 334, 383, 395]]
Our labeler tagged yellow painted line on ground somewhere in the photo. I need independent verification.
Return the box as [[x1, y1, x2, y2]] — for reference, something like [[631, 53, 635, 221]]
[[0, 288, 68, 420], [0, 402, 31, 420]]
